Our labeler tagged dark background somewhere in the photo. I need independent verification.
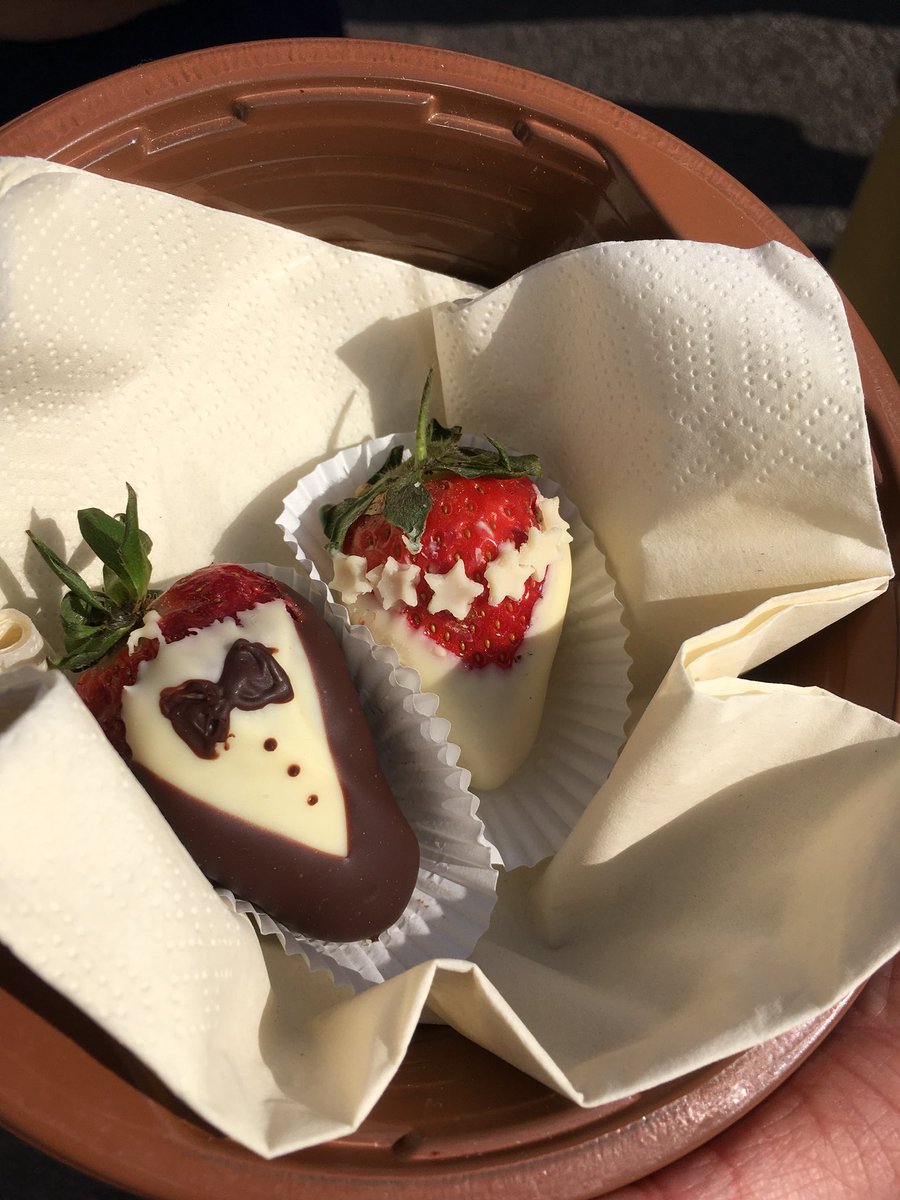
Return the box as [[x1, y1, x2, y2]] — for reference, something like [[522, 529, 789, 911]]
[[1, 1, 898, 1197], [343, 0, 900, 263]]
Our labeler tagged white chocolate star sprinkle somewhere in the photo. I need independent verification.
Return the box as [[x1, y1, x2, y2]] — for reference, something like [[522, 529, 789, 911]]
[[520, 526, 563, 581], [537, 494, 564, 531], [425, 559, 484, 619], [330, 553, 373, 603], [520, 498, 573, 580], [371, 556, 421, 609], [483, 541, 532, 606]]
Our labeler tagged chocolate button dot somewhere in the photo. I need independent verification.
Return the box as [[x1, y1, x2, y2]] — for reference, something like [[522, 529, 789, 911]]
[[307, 794, 319, 806], [287, 764, 301, 777], [264, 738, 277, 751]]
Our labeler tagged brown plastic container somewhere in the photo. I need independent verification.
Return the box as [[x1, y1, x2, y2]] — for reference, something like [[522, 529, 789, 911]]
[[0, 38, 897, 1200]]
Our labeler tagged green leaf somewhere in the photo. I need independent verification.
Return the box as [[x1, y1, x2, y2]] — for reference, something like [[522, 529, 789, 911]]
[[440, 446, 542, 479], [59, 591, 105, 641], [26, 532, 111, 615], [321, 495, 365, 553], [77, 483, 151, 604], [487, 436, 512, 473], [27, 484, 156, 672], [424, 416, 462, 458], [319, 370, 543, 551], [51, 622, 136, 672], [320, 471, 394, 553], [120, 482, 152, 598], [102, 562, 132, 609], [382, 476, 432, 545], [78, 507, 132, 594], [366, 445, 405, 487]]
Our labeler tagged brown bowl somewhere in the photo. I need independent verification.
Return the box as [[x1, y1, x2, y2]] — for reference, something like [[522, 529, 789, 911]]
[[0, 37, 897, 1200]]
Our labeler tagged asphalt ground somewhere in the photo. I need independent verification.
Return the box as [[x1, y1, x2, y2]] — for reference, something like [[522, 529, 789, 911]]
[[344, 0, 900, 262]]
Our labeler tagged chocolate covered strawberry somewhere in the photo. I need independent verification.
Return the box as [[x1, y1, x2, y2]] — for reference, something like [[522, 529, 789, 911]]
[[321, 377, 572, 790], [27, 487, 420, 943]]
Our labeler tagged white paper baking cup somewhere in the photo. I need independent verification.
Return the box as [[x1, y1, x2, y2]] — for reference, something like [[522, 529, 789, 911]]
[[277, 438, 632, 869], [214, 563, 497, 992]]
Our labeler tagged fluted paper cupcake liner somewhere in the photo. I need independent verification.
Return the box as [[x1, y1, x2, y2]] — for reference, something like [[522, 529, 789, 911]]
[[216, 563, 498, 992], [277, 438, 632, 869]]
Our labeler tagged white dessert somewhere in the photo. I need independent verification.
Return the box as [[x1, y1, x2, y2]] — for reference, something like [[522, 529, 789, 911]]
[[333, 495, 573, 791], [122, 600, 349, 856], [0, 608, 46, 672]]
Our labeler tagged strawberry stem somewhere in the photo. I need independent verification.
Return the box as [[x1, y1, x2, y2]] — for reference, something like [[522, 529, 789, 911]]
[[414, 369, 433, 468], [320, 371, 542, 553]]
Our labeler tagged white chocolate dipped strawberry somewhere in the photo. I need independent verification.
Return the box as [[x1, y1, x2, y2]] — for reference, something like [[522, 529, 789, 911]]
[[322, 378, 572, 790]]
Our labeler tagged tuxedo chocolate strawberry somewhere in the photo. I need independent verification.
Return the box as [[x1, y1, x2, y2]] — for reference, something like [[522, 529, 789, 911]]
[[27, 488, 419, 943], [321, 376, 572, 790]]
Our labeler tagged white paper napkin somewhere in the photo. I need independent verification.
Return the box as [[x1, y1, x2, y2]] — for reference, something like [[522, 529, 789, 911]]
[[432, 238, 891, 708], [0, 157, 898, 1158]]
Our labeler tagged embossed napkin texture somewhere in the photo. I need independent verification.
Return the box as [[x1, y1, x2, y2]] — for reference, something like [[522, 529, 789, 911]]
[[1, 157, 899, 1156]]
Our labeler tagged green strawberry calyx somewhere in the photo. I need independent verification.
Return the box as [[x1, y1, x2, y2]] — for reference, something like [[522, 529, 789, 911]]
[[321, 371, 542, 554], [26, 483, 160, 672]]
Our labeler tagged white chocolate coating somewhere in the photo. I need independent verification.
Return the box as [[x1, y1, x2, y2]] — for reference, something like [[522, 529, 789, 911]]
[[348, 543, 572, 791], [329, 492, 573, 790], [122, 600, 349, 856]]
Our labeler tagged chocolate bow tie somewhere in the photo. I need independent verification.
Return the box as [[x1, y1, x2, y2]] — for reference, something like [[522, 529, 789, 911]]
[[159, 638, 294, 759]]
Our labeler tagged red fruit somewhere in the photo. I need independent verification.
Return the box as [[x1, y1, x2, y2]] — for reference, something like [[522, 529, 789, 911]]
[[27, 495, 420, 942], [321, 372, 547, 672], [74, 563, 294, 758], [343, 475, 544, 668]]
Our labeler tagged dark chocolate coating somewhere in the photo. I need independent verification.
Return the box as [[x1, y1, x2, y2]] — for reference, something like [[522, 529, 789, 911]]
[[132, 580, 420, 943]]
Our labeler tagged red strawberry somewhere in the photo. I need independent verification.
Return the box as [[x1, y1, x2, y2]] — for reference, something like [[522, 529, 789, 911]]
[[70, 562, 294, 760], [320, 376, 572, 791], [27, 488, 419, 943], [342, 475, 544, 668], [321, 372, 550, 670]]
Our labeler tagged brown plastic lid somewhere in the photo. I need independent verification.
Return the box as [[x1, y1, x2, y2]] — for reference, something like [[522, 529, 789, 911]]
[[0, 38, 897, 1200]]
